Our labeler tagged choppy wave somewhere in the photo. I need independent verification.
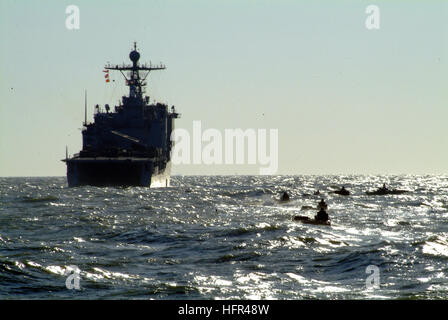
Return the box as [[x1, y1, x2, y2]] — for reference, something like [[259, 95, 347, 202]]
[[1, 175, 448, 299]]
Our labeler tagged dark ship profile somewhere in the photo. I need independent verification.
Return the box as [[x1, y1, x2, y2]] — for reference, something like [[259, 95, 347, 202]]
[[63, 43, 179, 187]]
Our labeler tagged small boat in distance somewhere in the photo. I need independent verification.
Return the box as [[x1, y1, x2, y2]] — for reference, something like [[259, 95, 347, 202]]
[[277, 191, 290, 202], [365, 184, 408, 196], [294, 215, 331, 226], [294, 199, 331, 226], [332, 186, 350, 196]]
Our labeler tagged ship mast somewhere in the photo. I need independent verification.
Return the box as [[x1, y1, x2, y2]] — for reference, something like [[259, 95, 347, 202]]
[[104, 42, 166, 101], [84, 90, 87, 126]]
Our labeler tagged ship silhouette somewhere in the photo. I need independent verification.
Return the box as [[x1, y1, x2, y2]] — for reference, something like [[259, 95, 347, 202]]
[[63, 43, 179, 187]]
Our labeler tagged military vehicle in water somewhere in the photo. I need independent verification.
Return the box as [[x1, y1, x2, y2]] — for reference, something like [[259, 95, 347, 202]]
[[63, 43, 179, 187]]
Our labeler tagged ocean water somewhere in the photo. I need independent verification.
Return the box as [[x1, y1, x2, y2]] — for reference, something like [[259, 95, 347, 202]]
[[1, 175, 448, 300]]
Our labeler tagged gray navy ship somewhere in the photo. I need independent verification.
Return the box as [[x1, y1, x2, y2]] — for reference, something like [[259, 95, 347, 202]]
[[63, 43, 179, 187]]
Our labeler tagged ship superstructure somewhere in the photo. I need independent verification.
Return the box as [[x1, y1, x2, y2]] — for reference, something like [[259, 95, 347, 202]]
[[63, 43, 179, 187]]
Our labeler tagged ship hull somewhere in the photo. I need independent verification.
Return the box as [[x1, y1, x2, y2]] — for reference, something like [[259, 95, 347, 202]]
[[65, 157, 170, 187]]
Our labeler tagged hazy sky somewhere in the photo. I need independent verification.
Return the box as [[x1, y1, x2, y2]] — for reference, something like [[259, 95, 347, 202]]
[[0, 0, 447, 176]]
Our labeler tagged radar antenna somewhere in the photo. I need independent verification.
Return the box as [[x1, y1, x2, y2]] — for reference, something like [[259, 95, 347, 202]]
[[104, 42, 166, 100]]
